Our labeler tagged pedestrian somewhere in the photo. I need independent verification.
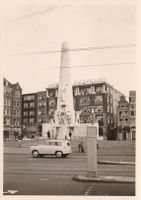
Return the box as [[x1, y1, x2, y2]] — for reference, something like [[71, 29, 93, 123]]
[[18, 136, 22, 148], [69, 131, 72, 140], [78, 142, 81, 152], [80, 140, 84, 152], [47, 131, 50, 139], [78, 141, 84, 153]]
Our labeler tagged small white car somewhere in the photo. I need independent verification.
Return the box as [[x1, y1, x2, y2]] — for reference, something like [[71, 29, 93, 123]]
[[30, 139, 72, 158]]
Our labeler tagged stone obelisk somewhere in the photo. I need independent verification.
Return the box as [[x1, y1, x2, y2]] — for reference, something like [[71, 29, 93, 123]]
[[55, 42, 75, 139]]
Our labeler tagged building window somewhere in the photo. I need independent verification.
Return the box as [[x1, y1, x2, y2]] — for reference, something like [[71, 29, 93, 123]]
[[79, 87, 90, 95], [29, 111, 35, 116], [38, 95, 45, 100], [95, 106, 103, 112], [14, 119, 20, 126], [119, 118, 123, 125], [4, 109, 6, 115], [38, 102, 46, 107], [29, 118, 34, 123], [95, 95, 103, 104], [14, 109, 20, 116], [107, 105, 109, 112], [38, 118, 46, 123], [38, 119, 42, 123], [121, 105, 125, 108], [119, 111, 122, 116], [125, 118, 128, 125], [110, 98, 113, 103], [110, 106, 113, 113], [38, 111, 45, 115], [23, 111, 28, 117], [5, 108, 11, 116], [38, 111, 42, 115], [49, 99, 55, 107], [7, 99, 10, 106], [24, 95, 35, 101], [130, 118, 135, 126], [23, 103, 28, 108], [23, 118, 28, 123], [79, 96, 90, 106], [95, 86, 103, 93], [107, 116, 110, 123], [130, 104, 135, 109], [49, 90, 55, 97], [131, 111, 135, 116], [14, 100, 20, 107], [49, 108, 55, 115], [15, 91, 20, 97], [4, 99, 6, 105], [29, 102, 35, 108], [5, 89, 11, 96], [4, 118, 10, 125], [6, 81, 8, 86], [4, 99, 11, 106]]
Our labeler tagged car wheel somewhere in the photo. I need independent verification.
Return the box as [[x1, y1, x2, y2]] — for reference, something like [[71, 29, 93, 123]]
[[55, 151, 63, 158], [32, 150, 39, 158]]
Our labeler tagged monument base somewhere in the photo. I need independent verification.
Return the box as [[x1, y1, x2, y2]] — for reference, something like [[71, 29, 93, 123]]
[[56, 125, 69, 139]]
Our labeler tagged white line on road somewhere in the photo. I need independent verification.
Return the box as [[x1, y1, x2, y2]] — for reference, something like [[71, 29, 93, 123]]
[[40, 178, 49, 181], [28, 158, 33, 160], [3, 190, 18, 194], [84, 183, 95, 195]]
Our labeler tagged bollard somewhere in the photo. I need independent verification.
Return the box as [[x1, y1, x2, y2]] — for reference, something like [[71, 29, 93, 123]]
[[87, 125, 97, 177]]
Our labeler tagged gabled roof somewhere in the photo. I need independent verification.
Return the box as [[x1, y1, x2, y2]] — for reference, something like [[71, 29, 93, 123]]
[[12, 82, 22, 90]]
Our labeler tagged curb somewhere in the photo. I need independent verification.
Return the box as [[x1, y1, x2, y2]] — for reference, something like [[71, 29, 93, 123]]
[[73, 174, 135, 183], [98, 160, 135, 165]]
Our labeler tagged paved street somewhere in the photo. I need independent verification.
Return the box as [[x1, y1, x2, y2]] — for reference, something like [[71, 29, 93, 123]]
[[3, 141, 135, 196]]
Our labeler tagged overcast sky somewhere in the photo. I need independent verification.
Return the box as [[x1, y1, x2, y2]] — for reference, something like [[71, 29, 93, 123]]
[[2, 4, 136, 98]]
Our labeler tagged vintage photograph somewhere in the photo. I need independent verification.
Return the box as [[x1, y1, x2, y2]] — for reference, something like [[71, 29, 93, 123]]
[[2, 1, 136, 196]]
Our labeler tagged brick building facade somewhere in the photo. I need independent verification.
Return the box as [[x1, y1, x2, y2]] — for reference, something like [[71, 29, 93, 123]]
[[46, 80, 124, 140], [3, 78, 22, 140], [22, 93, 37, 137], [116, 91, 136, 140]]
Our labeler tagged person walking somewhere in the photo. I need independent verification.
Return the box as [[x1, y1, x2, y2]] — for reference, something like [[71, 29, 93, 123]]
[[18, 136, 22, 148], [47, 131, 50, 139], [78, 140, 84, 153], [69, 131, 72, 140]]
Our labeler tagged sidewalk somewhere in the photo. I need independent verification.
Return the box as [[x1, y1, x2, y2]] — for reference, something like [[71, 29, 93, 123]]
[[73, 174, 135, 183]]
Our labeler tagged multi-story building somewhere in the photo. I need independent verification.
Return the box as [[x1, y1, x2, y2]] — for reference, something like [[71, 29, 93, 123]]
[[3, 78, 22, 140], [37, 91, 47, 135], [116, 96, 130, 140], [129, 91, 136, 140], [22, 93, 37, 137], [46, 80, 124, 140], [22, 91, 47, 138]]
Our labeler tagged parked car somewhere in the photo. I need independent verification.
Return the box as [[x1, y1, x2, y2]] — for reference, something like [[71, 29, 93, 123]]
[[30, 139, 72, 158]]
